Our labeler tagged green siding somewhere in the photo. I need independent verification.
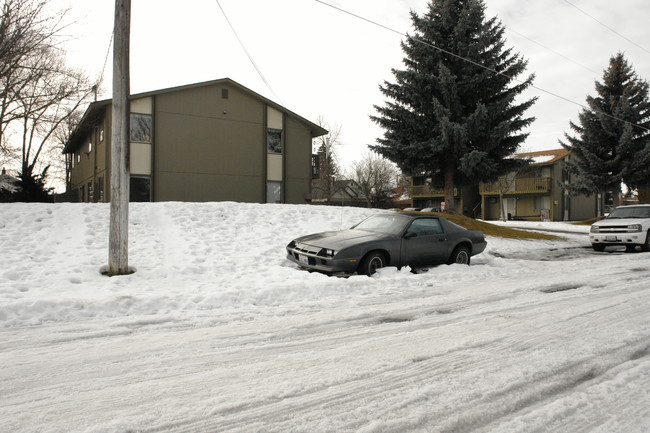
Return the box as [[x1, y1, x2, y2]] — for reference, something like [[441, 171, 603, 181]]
[[153, 84, 265, 202], [66, 79, 321, 204]]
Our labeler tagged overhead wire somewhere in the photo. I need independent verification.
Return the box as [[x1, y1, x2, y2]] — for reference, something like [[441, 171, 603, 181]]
[[504, 25, 599, 75], [313, 0, 650, 134], [562, 0, 650, 55], [95, 30, 114, 97], [214, 0, 284, 105]]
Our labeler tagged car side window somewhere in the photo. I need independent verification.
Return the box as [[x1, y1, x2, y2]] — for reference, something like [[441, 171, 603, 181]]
[[406, 218, 443, 236]]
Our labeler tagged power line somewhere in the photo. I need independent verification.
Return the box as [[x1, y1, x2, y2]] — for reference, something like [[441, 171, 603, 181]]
[[214, 0, 284, 105], [562, 0, 650, 55], [504, 25, 599, 75], [96, 31, 114, 94], [313, 0, 650, 134]]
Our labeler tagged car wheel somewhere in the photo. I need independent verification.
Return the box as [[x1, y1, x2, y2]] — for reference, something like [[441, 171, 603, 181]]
[[358, 251, 385, 276], [626, 245, 637, 252], [642, 231, 650, 253], [592, 244, 605, 252], [448, 245, 471, 265]]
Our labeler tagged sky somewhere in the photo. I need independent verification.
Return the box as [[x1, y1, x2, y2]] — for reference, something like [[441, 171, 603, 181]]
[[52, 0, 650, 170], [2, 201, 650, 431]]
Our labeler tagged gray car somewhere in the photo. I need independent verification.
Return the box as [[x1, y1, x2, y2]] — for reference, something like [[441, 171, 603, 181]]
[[286, 212, 487, 275]]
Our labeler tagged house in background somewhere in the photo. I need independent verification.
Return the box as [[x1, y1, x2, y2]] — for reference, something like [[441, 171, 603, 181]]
[[311, 179, 367, 207], [410, 177, 481, 217], [479, 148, 598, 221], [63, 78, 327, 204]]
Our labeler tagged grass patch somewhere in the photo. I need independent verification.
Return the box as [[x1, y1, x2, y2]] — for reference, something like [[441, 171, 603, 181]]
[[409, 211, 563, 240], [572, 216, 603, 226]]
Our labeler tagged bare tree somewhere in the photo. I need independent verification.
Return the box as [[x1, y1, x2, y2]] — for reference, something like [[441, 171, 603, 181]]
[[0, 0, 92, 192], [350, 152, 399, 208], [1, 0, 67, 151], [16, 52, 92, 180], [494, 172, 517, 222], [52, 109, 83, 191], [311, 115, 343, 202]]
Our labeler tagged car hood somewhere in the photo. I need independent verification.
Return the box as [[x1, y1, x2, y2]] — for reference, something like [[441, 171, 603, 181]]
[[595, 217, 650, 227], [293, 230, 389, 250]]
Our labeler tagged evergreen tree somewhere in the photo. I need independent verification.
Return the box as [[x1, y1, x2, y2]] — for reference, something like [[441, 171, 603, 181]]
[[12, 166, 53, 202], [370, 0, 535, 213], [562, 53, 650, 206]]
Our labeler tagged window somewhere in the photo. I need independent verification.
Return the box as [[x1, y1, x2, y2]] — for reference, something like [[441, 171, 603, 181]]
[[311, 154, 320, 179], [130, 113, 152, 143], [130, 176, 151, 202], [95, 177, 104, 203], [77, 154, 81, 163], [99, 128, 104, 142], [88, 142, 92, 153], [266, 181, 282, 203], [267, 129, 282, 153], [406, 218, 443, 236], [221, 88, 229, 99]]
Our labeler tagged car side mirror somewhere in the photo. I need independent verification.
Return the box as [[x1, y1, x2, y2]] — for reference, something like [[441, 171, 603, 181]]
[[404, 231, 417, 239]]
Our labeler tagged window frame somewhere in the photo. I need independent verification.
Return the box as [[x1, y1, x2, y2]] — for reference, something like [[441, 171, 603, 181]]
[[266, 180, 282, 203], [266, 128, 283, 154], [406, 218, 444, 236], [130, 113, 153, 143]]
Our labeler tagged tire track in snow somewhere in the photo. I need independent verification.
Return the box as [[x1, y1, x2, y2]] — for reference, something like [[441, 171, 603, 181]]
[[124, 279, 650, 433]]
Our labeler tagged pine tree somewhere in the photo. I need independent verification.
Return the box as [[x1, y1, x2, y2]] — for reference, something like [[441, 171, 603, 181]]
[[562, 53, 650, 206], [370, 0, 535, 213], [12, 166, 53, 202]]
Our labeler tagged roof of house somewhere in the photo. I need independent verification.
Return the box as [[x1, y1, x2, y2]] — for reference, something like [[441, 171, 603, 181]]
[[0, 173, 19, 193], [515, 148, 569, 166], [63, 78, 328, 154]]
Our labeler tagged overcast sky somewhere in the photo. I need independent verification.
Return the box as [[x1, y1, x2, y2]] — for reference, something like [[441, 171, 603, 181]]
[[54, 0, 650, 169]]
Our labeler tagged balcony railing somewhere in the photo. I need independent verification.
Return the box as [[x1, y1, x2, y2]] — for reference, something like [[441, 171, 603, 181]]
[[411, 185, 458, 197], [480, 177, 552, 194]]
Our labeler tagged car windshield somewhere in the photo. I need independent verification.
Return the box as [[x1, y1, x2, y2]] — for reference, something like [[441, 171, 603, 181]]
[[352, 214, 409, 235], [605, 206, 650, 219]]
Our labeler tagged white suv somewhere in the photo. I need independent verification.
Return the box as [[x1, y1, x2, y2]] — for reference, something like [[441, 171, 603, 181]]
[[590, 204, 650, 252]]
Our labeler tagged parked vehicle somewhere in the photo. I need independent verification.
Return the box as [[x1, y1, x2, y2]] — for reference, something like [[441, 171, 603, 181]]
[[286, 212, 487, 275], [589, 204, 650, 252], [421, 207, 441, 213]]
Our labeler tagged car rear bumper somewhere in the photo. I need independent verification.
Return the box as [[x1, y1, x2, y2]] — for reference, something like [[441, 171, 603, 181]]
[[286, 248, 359, 274]]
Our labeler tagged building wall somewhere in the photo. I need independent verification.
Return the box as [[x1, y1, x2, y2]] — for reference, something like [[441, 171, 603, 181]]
[[153, 83, 266, 202], [67, 81, 318, 204], [568, 192, 597, 221], [284, 115, 314, 203], [69, 109, 109, 202], [551, 160, 564, 221]]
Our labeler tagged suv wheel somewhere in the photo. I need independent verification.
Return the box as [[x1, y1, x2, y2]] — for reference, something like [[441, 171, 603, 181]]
[[592, 244, 605, 252]]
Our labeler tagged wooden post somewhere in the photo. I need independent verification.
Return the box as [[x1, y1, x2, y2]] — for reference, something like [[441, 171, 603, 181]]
[[108, 0, 131, 276]]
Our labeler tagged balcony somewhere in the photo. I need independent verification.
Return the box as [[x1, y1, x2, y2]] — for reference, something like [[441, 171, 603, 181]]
[[411, 185, 458, 198], [480, 177, 552, 194]]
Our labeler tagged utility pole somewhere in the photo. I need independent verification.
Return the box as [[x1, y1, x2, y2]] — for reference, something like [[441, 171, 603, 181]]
[[108, 0, 131, 276]]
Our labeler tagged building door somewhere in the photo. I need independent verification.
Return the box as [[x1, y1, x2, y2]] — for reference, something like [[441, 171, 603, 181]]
[[503, 198, 517, 219]]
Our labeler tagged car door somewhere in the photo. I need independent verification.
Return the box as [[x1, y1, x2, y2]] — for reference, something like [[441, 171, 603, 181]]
[[401, 218, 449, 267]]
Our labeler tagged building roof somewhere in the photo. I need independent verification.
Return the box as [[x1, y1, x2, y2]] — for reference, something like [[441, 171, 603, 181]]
[[515, 148, 569, 166], [63, 78, 328, 154]]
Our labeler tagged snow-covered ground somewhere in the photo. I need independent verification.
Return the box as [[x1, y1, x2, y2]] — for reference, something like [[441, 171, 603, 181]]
[[1, 202, 649, 433]]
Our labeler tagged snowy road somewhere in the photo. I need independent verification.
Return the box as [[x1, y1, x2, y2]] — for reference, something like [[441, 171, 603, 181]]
[[1, 203, 649, 432]]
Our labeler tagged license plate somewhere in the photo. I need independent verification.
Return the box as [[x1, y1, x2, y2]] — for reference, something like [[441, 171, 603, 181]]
[[299, 254, 309, 265], [605, 236, 618, 242]]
